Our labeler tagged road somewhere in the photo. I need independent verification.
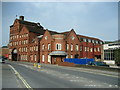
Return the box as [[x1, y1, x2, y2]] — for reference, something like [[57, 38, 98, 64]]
[[1, 60, 119, 89]]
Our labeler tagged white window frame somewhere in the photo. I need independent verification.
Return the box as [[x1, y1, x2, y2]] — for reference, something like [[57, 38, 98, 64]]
[[90, 48, 93, 52], [42, 44, 45, 50], [42, 55, 45, 62], [48, 44, 51, 50], [76, 44, 78, 51], [85, 47, 87, 51], [71, 44, 73, 51], [56, 44, 62, 50], [48, 55, 51, 63], [80, 46, 82, 51]]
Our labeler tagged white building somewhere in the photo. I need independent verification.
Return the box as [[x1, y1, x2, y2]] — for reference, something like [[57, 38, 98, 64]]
[[103, 42, 120, 65]]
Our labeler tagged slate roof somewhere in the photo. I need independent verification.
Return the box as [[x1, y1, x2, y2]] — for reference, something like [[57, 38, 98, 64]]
[[25, 25, 45, 34], [12, 19, 103, 42], [77, 34, 103, 41], [18, 19, 38, 26]]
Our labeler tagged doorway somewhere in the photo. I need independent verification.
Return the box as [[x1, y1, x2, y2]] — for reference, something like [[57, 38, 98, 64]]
[[12, 49, 18, 61]]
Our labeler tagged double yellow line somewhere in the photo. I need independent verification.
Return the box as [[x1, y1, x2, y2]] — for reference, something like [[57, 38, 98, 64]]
[[8, 65, 33, 90]]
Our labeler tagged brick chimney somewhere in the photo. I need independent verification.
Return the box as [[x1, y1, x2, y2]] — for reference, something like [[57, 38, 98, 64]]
[[19, 16, 24, 20]]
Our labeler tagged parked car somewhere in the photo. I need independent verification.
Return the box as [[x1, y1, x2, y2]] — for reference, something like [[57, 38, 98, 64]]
[[0, 58, 5, 63], [88, 61, 109, 67]]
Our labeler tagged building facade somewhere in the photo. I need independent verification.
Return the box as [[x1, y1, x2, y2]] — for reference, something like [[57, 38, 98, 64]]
[[103, 41, 120, 64], [0, 46, 9, 58], [8, 16, 103, 64]]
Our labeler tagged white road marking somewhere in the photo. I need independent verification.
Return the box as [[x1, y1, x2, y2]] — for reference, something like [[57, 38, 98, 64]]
[[8, 65, 33, 90]]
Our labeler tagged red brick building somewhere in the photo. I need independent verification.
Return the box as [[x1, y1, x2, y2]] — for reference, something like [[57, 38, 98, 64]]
[[8, 16, 103, 64]]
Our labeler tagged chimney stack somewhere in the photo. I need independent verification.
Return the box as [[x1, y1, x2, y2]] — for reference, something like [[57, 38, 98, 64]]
[[19, 16, 24, 20]]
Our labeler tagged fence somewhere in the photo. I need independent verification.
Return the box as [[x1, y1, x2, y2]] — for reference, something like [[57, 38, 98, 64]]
[[64, 58, 94, 65]]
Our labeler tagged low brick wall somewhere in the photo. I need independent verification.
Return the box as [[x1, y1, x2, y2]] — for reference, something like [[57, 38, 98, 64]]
[[58, 62, 75, 67], [74, 64, 119, 72]]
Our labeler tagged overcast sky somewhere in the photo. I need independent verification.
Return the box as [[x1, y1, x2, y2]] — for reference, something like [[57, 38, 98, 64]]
[[1, 1, 118, 46]]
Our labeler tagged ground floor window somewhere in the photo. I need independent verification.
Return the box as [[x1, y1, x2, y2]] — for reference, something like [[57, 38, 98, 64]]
[[48, 55, 51, 63], [42, 55, 45, 62]]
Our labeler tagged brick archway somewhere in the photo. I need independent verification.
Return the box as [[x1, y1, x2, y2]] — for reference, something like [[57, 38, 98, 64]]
[[12, 48, 18, 61]]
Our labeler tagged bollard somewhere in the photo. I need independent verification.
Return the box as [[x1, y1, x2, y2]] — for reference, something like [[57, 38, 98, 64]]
[[34, 63, 37, 67], [38, 63, 41, 69]]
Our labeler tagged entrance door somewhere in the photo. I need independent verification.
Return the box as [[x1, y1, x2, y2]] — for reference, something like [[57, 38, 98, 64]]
[[75, 54, 79, 58], [12, 49, 17, 61]]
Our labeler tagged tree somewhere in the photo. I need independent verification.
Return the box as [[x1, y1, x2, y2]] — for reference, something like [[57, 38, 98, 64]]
[[114, 48, 120, 65]]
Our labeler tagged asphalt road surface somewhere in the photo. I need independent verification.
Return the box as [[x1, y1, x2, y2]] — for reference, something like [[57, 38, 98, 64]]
[[1, 60, 119, 89]]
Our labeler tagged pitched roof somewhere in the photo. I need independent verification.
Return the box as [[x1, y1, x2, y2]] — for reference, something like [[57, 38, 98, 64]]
[[25, 25, 45, 34], [77, 34, 103, 41], [15, 19, 103, 41], [18, 19, 38, 26], [48, 30, 59, 35]]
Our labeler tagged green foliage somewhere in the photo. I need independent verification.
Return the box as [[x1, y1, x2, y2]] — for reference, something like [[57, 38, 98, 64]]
[[114, 48, 120, 64]]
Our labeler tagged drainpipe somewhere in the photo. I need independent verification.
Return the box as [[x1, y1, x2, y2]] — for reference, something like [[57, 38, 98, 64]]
[[37, 38, 40, 63]]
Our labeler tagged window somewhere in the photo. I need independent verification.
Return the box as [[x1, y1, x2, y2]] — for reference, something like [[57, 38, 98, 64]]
[[88, 39, 91, 43], [92, 40, 94, 43], [19, 41, 21, 45], [31, 55, 33, 61], [26, 34, 28, 37], [71, 36, 75, 40], [19, 48, 21, 52], [71, 55, 73, 58], [45, 36, 48, 40], [85, 47, 87, 51], [87, 47, 89, 51], [56, 44, 62, 50], [26, 40, 28, 44], [98, 47, 100, 52], [42, 44, 45, 50], [42, 55, 45, 62], [90, 48, 93, 52], [26, 55, 27, 60], [76, 44, 78, 51], [34, 46, 36, 51], [36, 46, 38, 51], [94, 48, 96, 52], [96, 41, 98, 44], [80, 46, 82, 51], [48, 55, 51, 63], [48, 44, 51, 50], [67, 44, 69, 50], [26, 47, 27, 52], [83, 38, 86, 42], [71, 44, 73, 51], [100, 41, 103, 44], [32, 47, 33, 51], [17, 35, 19, 38]]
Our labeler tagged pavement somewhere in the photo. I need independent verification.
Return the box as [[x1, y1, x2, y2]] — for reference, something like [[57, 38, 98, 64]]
[[1, 60, 120, 88]]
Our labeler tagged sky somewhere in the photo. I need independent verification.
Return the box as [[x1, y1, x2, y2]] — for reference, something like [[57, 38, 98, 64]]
[[1, 1, 118, 46]]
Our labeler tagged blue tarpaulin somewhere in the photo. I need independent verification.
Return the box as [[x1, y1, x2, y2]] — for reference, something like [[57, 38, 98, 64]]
[[64, 58, 94, 65]]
